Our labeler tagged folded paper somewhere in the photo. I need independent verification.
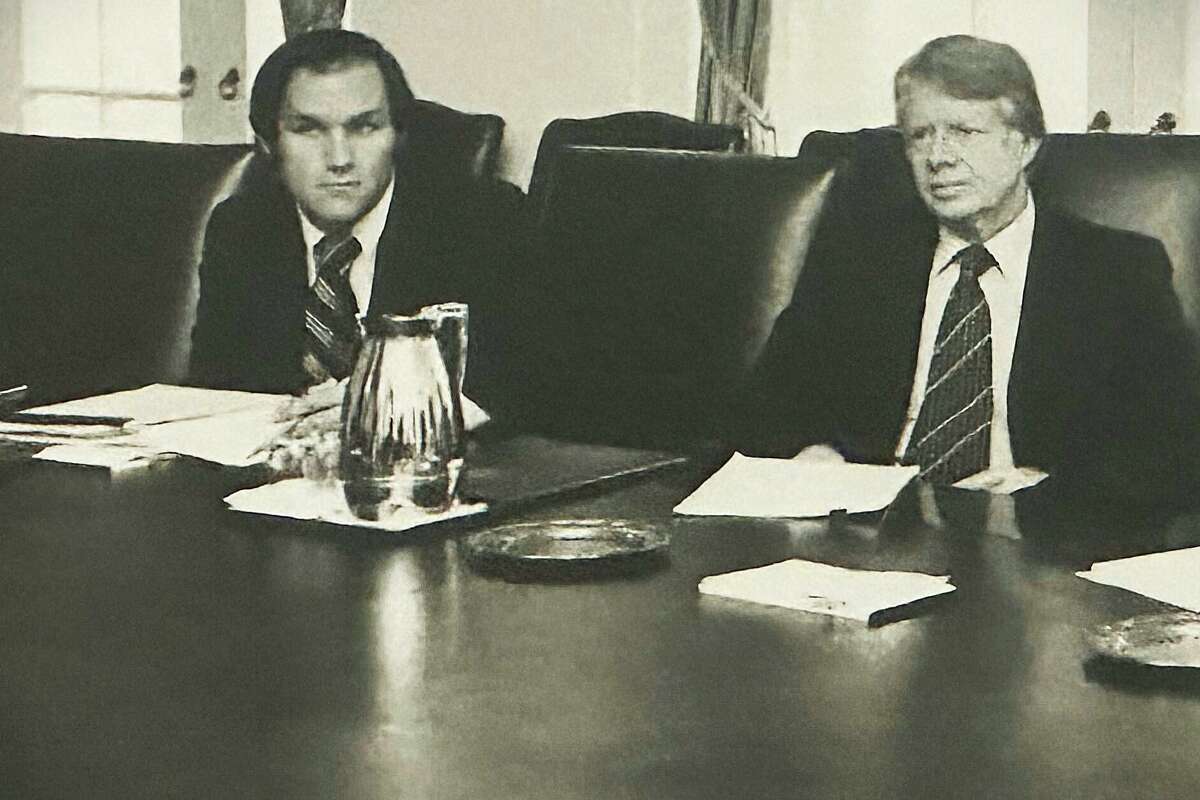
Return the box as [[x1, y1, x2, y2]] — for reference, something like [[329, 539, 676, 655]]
[[674, 453, 917, 518], [19, 384, 281, 425], [699, 559, 955, 623], [1077, 546, 1200, 613]]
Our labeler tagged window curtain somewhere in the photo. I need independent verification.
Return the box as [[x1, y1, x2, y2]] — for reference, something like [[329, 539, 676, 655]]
[[280, 0, 347, 38], [695, 0, 774, 153]]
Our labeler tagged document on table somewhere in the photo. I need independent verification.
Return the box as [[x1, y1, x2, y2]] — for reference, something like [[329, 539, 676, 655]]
[[1076, 546, 1200, 613], [674, 453, 918, 518], [6, 384, 289, 467], [130, 405, 291, 467], [9, 384, 493, 470], [18, 383, 281, 425], [33, 443, 166, 472], [225, 479, 488, 533], [699, 559, 955, 624]]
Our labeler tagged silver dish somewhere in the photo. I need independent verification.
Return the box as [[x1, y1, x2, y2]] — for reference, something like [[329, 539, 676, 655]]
[[465, 519, 669, 563], [1086, 610, 1200, 668]]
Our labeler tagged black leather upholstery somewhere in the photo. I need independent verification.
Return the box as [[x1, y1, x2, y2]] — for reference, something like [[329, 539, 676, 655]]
[[527, 111, 745, 221], [519, 146, 835, 445], [408, 99, 505, 181], [0, 134, 252, 402]]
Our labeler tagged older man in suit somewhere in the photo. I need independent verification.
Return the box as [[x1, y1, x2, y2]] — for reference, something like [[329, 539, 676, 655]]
[[189, 29, 516, 400], [741, 35, 1200, 503]]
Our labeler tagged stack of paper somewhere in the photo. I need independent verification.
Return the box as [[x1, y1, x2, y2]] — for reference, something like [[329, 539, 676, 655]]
[[9, 384, 494, 472], [1076, 547, 1200, 612], [8, 384, 289, 469], [674, 453, 917, 518], [699, 559, 956, 624], [18, 384, 279, 425], [225, 479, 487, 533]]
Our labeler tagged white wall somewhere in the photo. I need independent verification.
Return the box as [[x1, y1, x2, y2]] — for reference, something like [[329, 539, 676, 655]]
[[352, 0, 702, 188], [766, 0, 1090, 157]]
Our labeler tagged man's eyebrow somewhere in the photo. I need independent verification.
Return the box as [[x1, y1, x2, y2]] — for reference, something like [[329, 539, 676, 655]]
[[347, 108, 389, 124], [281, 111, 325, 126]]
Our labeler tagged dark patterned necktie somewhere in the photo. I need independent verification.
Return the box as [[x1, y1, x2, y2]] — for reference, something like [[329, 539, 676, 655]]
[[303, 234, 363, 382], [902, 243, 998, 484]]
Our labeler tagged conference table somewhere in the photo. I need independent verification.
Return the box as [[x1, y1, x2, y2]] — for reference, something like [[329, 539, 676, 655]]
[[3, 438, 1200, 800]]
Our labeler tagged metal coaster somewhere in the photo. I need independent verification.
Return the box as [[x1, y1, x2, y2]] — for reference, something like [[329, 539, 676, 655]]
[[465, 519, 669, 563], [1086, 610, 1200, 668]]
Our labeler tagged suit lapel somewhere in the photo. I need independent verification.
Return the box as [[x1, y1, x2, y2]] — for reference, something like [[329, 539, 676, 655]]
[[1008, 209, 1077, 463], [870, 212, 940, 455], [368, 163, 425, 316]]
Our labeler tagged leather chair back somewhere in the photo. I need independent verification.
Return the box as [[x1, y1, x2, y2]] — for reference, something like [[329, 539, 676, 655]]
[[527, 112, 746, 222], [0, 134, 251, 402], [521, 146, 833, 445], [408, 99, 506, 181]]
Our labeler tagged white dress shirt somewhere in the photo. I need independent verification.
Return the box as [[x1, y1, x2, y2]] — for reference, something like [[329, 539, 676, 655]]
[[297, 178, 395, 318], [894, 195, 1036, 470]]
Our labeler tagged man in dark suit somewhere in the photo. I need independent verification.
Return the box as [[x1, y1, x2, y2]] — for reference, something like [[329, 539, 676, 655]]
[[189, 29, 516, 401], [741, 35, 1200, 503]]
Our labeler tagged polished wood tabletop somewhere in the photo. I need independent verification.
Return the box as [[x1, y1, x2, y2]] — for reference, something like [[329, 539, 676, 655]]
[[3, 450, 1200, 800]]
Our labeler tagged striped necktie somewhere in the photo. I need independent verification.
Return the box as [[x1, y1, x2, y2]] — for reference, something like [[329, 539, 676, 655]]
[[303, 234, 363, 382], [902, 243, 998, 484]]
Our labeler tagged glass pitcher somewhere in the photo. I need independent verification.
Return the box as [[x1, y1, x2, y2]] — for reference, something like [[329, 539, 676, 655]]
[[340, 303, 468, 519]]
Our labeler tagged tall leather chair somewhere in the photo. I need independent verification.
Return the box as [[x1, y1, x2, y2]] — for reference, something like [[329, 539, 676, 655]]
[[527, 111, 746, 220], [517, 146, 834, 446], [407, 99, 506, 180]]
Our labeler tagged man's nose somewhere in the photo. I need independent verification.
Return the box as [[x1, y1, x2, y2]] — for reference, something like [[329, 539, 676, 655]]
[[324, 130, 353, 171], [926, 132, 959, 168]]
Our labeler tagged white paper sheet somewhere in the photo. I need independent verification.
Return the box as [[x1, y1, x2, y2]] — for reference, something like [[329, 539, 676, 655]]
[[225, 479, 487, 532], [674, 453, 918, 518], [699, 559, 955, 623], [128, 405, 291, 467], [33, 444, 166, 472], [1076, 546, 1200, 613], [12, 384, 491, 471], [20, 384, 282, 425]]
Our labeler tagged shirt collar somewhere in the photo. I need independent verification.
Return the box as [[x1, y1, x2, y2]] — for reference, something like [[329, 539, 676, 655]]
[[932, 193, 1036, 282], [297, 176, 395, 259]]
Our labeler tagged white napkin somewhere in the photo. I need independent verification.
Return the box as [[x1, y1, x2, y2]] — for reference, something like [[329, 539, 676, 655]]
[[224, 478, 487, 533], [699, 559, 955, 623], [1077, 546, 1200, 613], [675, 453, 917, 518]]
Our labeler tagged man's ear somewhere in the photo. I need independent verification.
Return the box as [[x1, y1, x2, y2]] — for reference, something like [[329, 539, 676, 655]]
[[1021, 135, 1042, 170]]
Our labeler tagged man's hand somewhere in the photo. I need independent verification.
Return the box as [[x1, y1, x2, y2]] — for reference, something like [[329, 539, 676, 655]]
[[954, 466, 1048, 495], [791, 443, 846, 464], [257, 379, 346, 478]]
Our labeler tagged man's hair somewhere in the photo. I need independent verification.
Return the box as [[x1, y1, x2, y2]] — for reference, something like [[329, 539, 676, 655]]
[[894, 35, 1046, 140], [249, 28, 415, 149]]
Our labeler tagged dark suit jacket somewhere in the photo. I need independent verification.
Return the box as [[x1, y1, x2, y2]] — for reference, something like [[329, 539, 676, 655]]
[[189, 154, 522, 402], [740, 188, 1200, 504]]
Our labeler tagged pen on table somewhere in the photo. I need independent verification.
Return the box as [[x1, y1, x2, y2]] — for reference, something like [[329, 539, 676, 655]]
[[0, 385, 29, 405], [4, 412, 132, 426]]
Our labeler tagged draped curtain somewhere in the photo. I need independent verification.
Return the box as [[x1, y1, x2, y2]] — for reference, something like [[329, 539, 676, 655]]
[[280, 0, 347, 38], [695, 0, 774, 153]]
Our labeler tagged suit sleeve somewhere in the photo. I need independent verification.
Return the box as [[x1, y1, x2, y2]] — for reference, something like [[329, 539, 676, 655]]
[[187, 199, 246, 389], [1077, 236, 1200, 505], [727, 171, 858, 457]]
